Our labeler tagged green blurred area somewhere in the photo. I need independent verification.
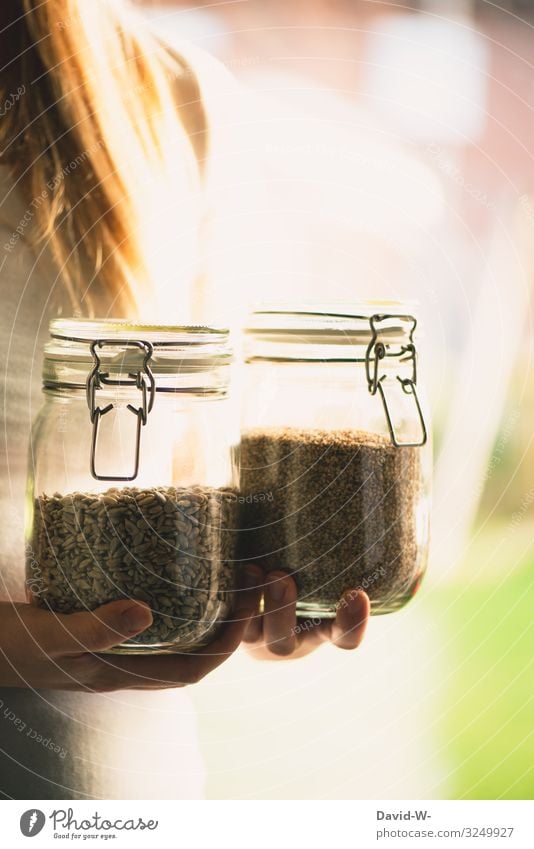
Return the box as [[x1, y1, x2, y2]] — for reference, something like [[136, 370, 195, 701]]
[[431, 521, 534, 800]]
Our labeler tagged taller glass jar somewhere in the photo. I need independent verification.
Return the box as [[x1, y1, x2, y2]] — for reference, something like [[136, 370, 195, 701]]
[[26, 319, 239, 653], [238, 303, 431, 616]]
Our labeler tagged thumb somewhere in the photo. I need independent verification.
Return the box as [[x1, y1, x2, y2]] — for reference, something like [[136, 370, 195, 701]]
[[39, 600, 154, 656]]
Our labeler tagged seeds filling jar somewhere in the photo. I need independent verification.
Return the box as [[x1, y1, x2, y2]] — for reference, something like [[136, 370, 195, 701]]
[[26, 320, 238, 653], [239, 303, 432, 616]]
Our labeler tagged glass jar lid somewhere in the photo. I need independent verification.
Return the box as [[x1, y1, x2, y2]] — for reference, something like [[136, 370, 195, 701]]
[[245, 301, 427, 448], [245, 301, 418, 362], [43, 319, 232, 389], [42, 319, 233, 483]]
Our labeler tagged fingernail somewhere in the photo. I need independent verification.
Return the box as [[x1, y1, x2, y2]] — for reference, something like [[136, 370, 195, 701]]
[[268, 576, 287, 603], [345, 590, 367, 617], [121, 603, 153, 634]]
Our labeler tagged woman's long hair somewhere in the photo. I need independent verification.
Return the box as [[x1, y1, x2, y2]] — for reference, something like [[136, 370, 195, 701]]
[[0, 0, 208, 315]]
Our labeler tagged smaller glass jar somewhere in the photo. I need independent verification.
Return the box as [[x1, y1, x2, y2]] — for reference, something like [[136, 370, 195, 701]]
[[238, 302, 431, 616], [26, 320, 238, 653]]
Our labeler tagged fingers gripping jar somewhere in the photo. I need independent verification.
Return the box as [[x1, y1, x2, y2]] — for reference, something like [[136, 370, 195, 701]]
[[26, 320, 239, 653], [239, 303, 431, 616]]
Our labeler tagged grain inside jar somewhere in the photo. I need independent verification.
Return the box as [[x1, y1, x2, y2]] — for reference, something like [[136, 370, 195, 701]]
[[238, 427, 425, 614], [30, 485, 238, 652]]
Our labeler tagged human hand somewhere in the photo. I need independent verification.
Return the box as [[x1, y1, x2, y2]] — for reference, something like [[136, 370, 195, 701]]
[[0, 584, 261, 692], [240, 566, 370, 660]]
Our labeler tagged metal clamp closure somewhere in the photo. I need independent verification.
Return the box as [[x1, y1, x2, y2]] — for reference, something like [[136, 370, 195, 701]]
[[86, 339, 155, 480], [365, 315, 427, 448]]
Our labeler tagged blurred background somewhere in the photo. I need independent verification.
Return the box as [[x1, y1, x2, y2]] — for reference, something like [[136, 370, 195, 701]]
[[135, 0, 533, 799]]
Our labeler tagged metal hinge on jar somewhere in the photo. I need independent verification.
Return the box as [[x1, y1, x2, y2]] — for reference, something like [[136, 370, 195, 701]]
[[86, 339, 156, 481], [365, 314, 428, 448]]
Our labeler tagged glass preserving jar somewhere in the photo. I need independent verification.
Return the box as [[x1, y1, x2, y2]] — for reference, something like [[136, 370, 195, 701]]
[[26, 319, 239, 653], [238, 303, 431, 616]]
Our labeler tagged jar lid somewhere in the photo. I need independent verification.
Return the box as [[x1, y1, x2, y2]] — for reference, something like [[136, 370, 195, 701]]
[[43, 319, 233, 389], [245, 301, 418, 361], [49, 318, 229, 346], [245, 301, 428, 448]]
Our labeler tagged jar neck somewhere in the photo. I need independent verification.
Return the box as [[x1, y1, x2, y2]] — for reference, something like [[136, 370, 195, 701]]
[[43, 364, 232, 397], [43, 382, 231, 401]]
